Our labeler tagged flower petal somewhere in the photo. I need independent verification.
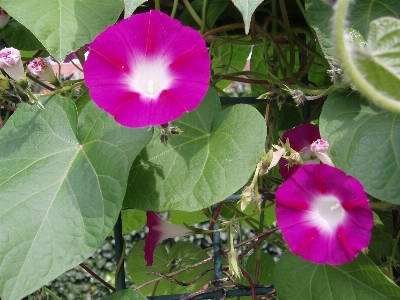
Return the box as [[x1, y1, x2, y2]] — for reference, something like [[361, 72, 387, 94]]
[[282, 123, 320, 155], [275, 164, 373, 265], [279, 124, 321, 179], [144, 211, 189, 266]]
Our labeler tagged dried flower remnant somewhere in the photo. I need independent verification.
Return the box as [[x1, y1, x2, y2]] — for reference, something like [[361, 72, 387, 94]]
[[144, 211, 189, 266], [84, 10, 210, 128], [275, 164, 373, 265], [279, 123, 321, 179]]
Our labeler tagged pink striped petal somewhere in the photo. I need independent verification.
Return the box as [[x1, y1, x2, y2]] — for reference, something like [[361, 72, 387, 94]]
[[275, 164, 373, 265]]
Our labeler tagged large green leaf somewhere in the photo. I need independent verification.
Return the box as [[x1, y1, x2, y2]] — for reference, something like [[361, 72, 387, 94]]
[[127, 241, 214, 296], [0, 97, 152, 300], [305, 0, 400, 57], [170, 210, 208, 226], [102, 289, 147, 300], [353, 17, 400, 100], [124, 0, 147, 18], [274, 253, 400, 299], [246, 252, 275, 285], [121, 209, 146, 234], [0, 0, 124, 61], [123, 87, 267, 212], [2, 20, 45, 51], [320, 89, 400, 204], [230, 0, 263, 34]]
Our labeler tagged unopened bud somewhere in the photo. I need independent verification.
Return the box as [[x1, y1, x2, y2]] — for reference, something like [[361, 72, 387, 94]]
[[0, 47, 26, 83], [311, 138, 329, 153], [28, 58, 59, 85], [311, 138, 335, 167], [240, 185, 254, 211]]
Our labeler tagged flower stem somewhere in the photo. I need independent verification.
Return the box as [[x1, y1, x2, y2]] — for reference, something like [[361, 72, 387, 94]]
[[26, 73, 56, 91], [114, 212, 126, 291], [202, 23, 245, 39], [80, 263, 116, 291], [43, 287, 60, 300], [391, 228, 400, 260], [154, 0, 160, 10], [45, 81, 83, 96], [200, 0, 208, 34], [333, 0, 400, 112], [170, 0, 179, 18], [24, 87, 45, 109], [182, 0, 202, 28], [69, 55, 84, 72], [279, 0, 295, 70]]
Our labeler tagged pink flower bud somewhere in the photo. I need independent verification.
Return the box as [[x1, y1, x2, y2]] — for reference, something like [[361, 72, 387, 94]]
[[311, 138, 330, 153], [28, 58, 58, 85], [311, 138, 335, 167], [0, 8, 10, 29], [0, 47, 26, 82]]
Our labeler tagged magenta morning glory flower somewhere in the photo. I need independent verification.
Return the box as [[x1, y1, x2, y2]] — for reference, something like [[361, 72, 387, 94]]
[[275, 164, 373, 265], [279, 123, 321, 179], [84, 10, 210, 128], [0, 47, 26, 83], [144, 211, 189, 266]]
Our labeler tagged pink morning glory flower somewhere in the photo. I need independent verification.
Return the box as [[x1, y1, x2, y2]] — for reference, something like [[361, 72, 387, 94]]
[[279, 123, 321, 179], [275, 164, 373, 265], [0, 47, 26, 83], [84, 10, 210, 128], [144, 211, 189, 266], [28, 58, 58, 85], [0, 8, 10, 29]]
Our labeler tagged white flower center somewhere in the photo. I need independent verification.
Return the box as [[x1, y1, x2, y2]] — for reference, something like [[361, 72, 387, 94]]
[[309, 195, 345, 232], [130, 57, 173, 98]]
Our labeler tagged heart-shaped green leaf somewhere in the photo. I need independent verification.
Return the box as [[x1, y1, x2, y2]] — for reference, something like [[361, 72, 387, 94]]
[[123, 87, 267, 212], [230, 0, 263, 34], [124, 0, 147, 18], [320, 89, 400, 204], [2, 20, 45, 51], [212, 41, 252, 89], [353, 17, 400, 100], [305, 0, 400, 58], [246, 252, 275, 285], [274, 254, 400, 299], [0, 97, 152, 299], [127, 241, 214, 296], [0, 0, 124, 61]]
